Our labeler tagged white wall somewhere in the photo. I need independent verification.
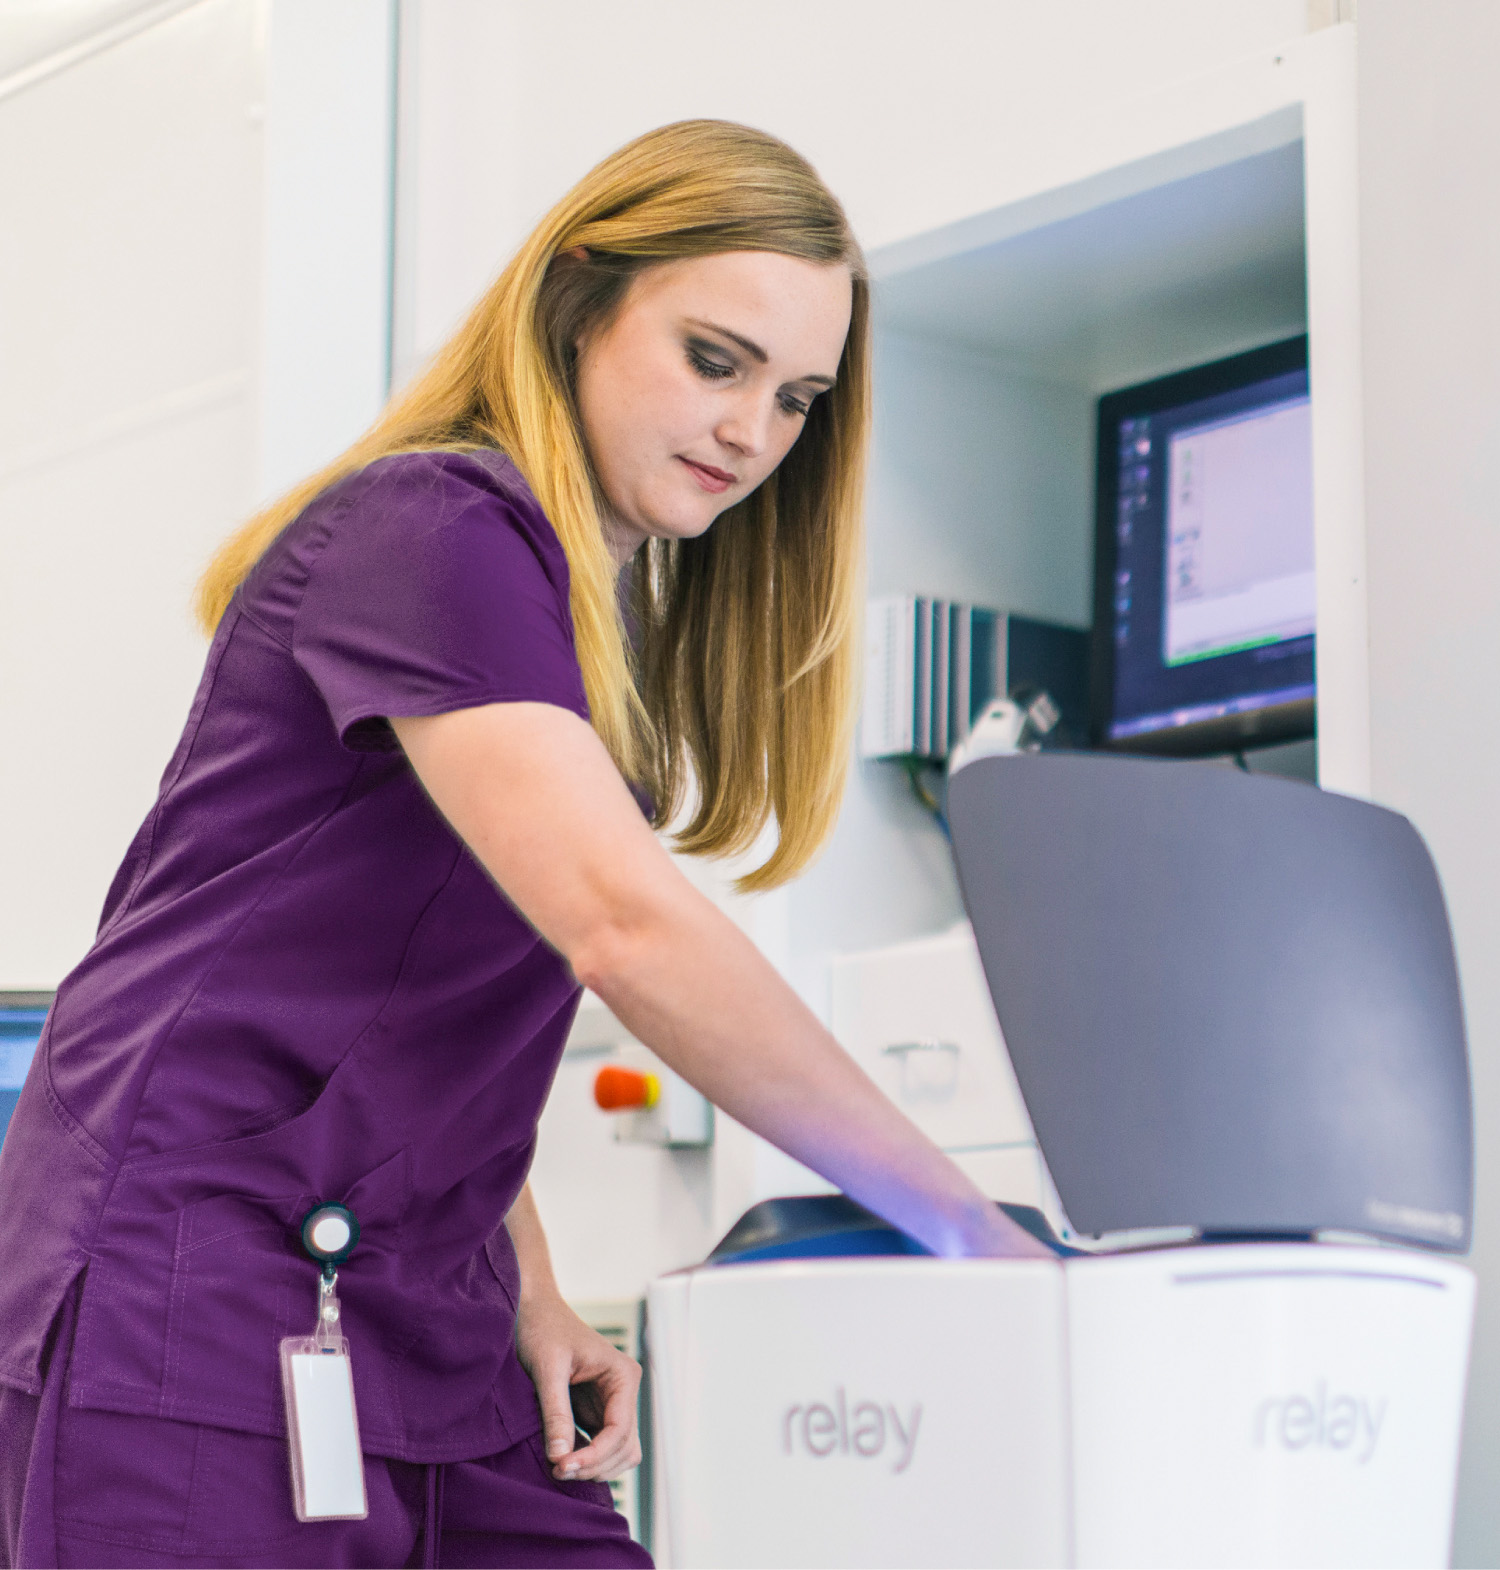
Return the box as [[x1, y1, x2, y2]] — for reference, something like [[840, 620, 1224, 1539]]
[[0, 0, 191, 81], [0, 0, 396, 989], [530, 1046, 717, 1300], [258, 0, 394, 500], [1356, 5, 1500, 1562], [0, 0, 265, 987], [397, 0, 1311, 369], [866, 335, 1094, 621]]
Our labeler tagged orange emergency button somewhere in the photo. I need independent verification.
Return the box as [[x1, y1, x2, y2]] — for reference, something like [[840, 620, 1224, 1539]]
[[594, 1065, 660, 1112]]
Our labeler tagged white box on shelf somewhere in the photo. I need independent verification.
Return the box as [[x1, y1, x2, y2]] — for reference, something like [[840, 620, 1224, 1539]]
[[830, 924, 1034, 1150]]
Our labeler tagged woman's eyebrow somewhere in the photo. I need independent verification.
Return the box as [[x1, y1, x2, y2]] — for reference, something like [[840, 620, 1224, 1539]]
[[686, 319, 837, 388]]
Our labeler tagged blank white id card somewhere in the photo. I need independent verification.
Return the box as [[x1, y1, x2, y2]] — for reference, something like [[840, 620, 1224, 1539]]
[[279, 1336, 369, 1521]]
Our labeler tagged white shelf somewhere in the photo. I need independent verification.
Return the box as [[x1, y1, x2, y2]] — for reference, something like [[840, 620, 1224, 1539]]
[[860, 26, 1365, 796], [874, 135, 1306, 395], [780, 28, 1365, 1008]]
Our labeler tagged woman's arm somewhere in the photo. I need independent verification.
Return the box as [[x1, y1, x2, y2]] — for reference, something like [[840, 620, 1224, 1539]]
[[505, 1183, 642, 1481], [393, 702, 1047, 1261]]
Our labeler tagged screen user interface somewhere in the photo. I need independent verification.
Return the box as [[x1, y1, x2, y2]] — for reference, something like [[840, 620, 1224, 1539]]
[[0, 1006, 45, 1148], [1106, 355, 1314, 743]]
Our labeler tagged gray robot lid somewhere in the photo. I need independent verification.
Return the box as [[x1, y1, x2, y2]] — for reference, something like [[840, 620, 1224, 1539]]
[[946, 753, 1472, 1251]]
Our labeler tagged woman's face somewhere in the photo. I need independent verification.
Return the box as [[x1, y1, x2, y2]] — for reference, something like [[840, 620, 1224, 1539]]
[[574, 250, 853, 565]]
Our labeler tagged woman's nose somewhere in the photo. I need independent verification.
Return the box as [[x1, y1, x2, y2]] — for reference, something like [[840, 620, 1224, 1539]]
[[715, 392, 774, 459]]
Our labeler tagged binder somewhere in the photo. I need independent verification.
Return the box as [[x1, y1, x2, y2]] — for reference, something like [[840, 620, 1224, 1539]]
[[860, 595, 916, 757], [932, 601, 951, 758], [860, 598, 1086, 761], [914, 598, 932, 758]]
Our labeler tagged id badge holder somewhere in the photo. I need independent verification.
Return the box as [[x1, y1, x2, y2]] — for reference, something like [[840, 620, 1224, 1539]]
[[280, 1204, 369, 1522]]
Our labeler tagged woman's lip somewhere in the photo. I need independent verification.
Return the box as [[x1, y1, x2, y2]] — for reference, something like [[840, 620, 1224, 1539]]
[[679, 457, 735, 493]]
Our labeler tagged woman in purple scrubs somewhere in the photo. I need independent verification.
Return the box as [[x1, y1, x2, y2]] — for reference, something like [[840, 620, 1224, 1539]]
[[0, 121, 1045, 1568]]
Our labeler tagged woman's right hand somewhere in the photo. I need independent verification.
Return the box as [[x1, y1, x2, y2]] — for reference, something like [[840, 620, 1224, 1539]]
[[394, 701, 1052, 1262]]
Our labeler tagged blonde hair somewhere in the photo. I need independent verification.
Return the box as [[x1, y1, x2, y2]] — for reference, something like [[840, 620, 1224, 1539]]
[[195, 120, 869, 890]]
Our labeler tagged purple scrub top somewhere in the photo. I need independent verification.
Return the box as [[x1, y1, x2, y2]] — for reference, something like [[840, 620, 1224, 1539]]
[[0, 449, 595, 1462]]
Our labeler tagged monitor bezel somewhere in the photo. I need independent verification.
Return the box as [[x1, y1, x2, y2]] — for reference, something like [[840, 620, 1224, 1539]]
[[1089, 335, 1313, 757]]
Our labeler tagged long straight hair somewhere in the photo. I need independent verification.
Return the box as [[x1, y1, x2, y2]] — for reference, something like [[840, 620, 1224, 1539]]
[[195, 120, 870, 890]]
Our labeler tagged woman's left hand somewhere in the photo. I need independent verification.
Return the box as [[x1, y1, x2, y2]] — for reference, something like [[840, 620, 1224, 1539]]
[[515, 1290, 643, 1482]]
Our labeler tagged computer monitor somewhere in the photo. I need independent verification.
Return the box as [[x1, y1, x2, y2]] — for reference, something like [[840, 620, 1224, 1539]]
[[0, 994, 49, 1149], [1090, 336, 1314, 755]]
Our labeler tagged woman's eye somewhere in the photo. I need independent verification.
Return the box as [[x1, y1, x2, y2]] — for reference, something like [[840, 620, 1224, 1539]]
[[778, 392, 812, 418], [687, 346, 734, 381]]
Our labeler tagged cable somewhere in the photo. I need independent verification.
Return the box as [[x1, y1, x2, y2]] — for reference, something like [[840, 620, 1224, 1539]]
[[902, 757, 951, 839]]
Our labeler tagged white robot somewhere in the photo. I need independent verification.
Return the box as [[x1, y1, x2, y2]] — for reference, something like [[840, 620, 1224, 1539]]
[[647, 753, 1475, 1568]]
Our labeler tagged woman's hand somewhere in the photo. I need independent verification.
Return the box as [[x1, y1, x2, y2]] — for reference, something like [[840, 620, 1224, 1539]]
[[505, 1184, 642, 1481], [515, 1290, 642, 1482]]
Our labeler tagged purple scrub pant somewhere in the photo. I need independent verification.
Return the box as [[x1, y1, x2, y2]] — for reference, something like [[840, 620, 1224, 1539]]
[[1, 1290, 652, 1569]]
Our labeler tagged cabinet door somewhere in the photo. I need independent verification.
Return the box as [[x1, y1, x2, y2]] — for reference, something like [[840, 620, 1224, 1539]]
[[830, 925, 1035, 1152]]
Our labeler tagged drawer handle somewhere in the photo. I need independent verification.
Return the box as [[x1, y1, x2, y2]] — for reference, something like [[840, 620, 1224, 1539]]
[[881, 1040, 960, 1057]]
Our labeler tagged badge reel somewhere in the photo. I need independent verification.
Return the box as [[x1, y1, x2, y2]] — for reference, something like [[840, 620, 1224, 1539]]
[[279, 1203, 369, 1522]]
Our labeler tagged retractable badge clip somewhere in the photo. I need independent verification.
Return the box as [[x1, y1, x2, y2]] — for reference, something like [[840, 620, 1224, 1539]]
[[279, 1203, 369, 1522]]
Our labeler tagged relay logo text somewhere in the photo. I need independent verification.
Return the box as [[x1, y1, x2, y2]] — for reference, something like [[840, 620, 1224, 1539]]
[[1254, 1382, 1386, 1464], [782, 1388, 922, 1473]]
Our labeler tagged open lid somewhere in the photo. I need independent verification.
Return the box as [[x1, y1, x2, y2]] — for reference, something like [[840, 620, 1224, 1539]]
[[946, 753, 1472, 1251]]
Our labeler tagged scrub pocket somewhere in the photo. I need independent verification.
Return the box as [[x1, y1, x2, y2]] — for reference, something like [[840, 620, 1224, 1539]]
[[162, 1190, 311, 1428], [51, 1405, 413, 1567]]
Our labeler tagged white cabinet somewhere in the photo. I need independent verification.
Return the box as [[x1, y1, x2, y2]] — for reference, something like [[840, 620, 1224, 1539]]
[[829, 924, 1066, 1227], [787, 27, 1367, 995], [830, 924, 1031, 1152]]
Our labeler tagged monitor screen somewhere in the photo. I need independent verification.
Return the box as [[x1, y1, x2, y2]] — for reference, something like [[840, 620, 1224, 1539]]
[[0, 997, 48, 1149], [1091, 337, 1314, 755]]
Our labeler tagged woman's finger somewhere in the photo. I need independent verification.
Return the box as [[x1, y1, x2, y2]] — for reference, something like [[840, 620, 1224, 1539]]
[[535, 1355, 583, 1467], [555, 1423, 632, 1478], [559, 1428, 642, 1482], [555, 1367, 641, 1479]]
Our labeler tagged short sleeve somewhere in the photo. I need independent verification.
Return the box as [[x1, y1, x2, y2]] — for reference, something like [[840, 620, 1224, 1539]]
[[292, 454, 589, 752]]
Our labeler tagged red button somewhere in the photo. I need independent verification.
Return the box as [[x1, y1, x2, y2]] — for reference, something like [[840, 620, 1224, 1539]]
[[594, 1065, 660, 1111]]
